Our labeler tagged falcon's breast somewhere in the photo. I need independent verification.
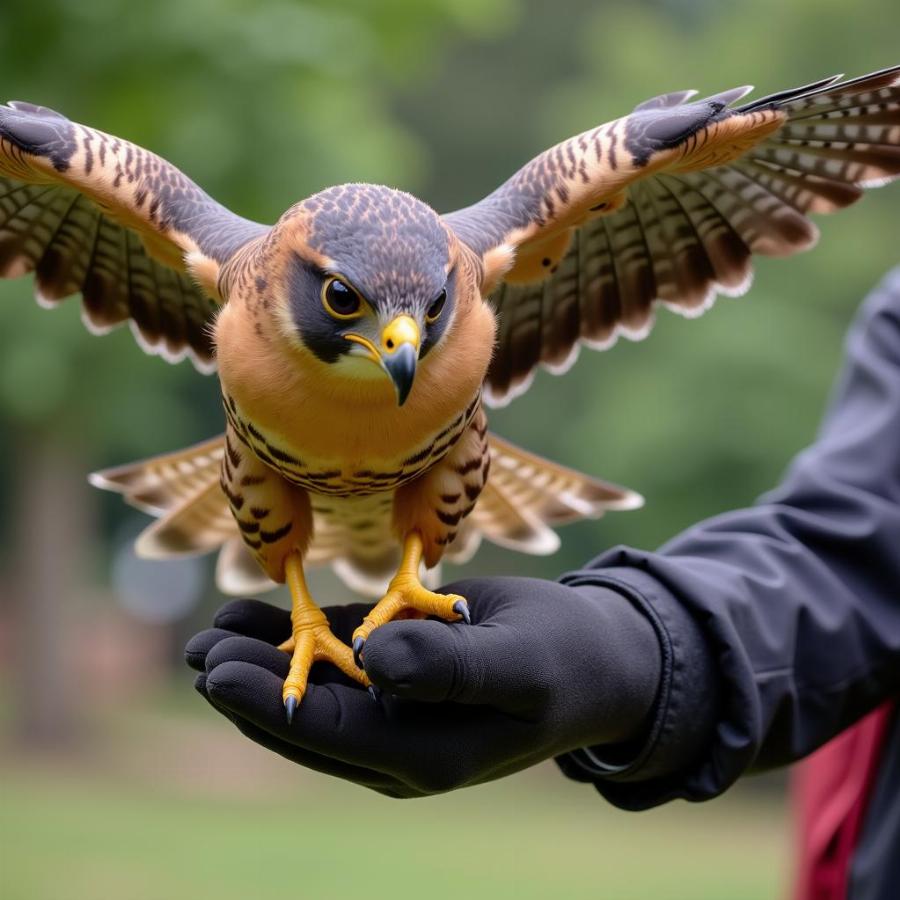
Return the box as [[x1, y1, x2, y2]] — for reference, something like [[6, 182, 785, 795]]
[[222, 390, 483, 498]]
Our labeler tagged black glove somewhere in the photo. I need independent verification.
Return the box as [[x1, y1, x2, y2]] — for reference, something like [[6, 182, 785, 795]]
[[185, 577, 663, 797]]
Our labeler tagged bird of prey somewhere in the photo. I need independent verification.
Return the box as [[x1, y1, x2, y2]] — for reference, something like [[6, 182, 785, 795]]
[[2, 66, 898, 718]]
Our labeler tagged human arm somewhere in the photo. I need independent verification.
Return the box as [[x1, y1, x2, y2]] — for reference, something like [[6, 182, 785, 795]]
[[559, 266, 900, 807]]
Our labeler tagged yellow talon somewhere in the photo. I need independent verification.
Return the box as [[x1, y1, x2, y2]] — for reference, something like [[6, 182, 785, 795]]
[[351, 532, 470, 666], [280, 553, 369, 719]]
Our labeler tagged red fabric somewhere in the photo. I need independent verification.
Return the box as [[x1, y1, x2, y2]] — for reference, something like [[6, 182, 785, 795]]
[[792, 702, 895, 900]]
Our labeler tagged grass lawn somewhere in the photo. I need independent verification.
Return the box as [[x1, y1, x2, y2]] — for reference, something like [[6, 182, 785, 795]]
[[1, 691, 789, 900]]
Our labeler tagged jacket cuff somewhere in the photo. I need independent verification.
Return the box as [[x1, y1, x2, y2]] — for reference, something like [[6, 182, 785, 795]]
[[556, 565, 720, 808]]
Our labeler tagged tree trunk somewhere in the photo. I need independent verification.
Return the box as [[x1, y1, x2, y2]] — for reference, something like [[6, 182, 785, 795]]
[[8, 427, 92, 748]]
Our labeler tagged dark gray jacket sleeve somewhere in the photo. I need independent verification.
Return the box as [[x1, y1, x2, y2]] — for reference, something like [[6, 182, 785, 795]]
[[557, 267, 900, 810]]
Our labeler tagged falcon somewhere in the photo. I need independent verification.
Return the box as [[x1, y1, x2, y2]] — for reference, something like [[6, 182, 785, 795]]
[[2, 66, 898, 718]]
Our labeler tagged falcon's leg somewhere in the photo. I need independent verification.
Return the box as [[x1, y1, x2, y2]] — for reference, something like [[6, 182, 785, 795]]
[[277, 552, 369, 721], [351, 532, 470, 667]]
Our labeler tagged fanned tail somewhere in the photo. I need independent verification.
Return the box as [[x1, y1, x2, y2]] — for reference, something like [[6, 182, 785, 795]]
[[89, 437, 269, 594], [91, 432, 642, 598], [90, 437, 239, 561], [462, 433, 642, 558], [88, 436, 224, 515]]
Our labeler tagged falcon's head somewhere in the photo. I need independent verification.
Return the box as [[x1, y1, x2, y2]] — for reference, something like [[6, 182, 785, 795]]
[[282, 184, 457, 406]]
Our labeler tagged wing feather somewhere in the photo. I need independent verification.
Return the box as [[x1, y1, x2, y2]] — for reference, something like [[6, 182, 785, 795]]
[[644, 178, 714, 310], [445, 66, 900, 406], [0, 102, 267, 369], [661, 175, 752, 293]]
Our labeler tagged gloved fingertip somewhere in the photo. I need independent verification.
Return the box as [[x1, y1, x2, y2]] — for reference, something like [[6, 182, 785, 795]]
[[212, 597, 264, 627], [213, 598, 292, 644], [184, 627, 233, 671], [203, 634, 291, 681], [362, 619, 458, 701], [184, 635, 205, 661], [204, 661, 241, 704], [205, 659, 300, 734], [193, 670, 244, 729], [205, 659, 272, 709]]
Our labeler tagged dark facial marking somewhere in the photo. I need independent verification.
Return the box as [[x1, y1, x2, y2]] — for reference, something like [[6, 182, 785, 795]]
[[419, 267, 456, 359], [288, 256, 352, 364]]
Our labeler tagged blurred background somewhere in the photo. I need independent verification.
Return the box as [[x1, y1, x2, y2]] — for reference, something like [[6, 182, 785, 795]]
[[0, 0, 897, 897]]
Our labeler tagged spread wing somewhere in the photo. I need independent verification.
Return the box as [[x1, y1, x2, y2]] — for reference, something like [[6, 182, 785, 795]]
[[445, 66, 900, 405], [0, 102, 268, 370]]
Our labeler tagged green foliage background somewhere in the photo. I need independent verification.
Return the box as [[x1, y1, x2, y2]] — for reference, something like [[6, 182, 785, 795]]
[[0, 1, 897, 898]]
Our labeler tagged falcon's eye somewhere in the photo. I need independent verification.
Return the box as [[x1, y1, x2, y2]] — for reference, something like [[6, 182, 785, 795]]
[[322, 276, 363, 319], [426, 289, 447, 324]]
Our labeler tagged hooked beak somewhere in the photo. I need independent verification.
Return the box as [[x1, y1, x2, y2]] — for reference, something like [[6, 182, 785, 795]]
[[345, 314, 420, 406], [381, 315, 419, 405], [383, 342, 417, 406]]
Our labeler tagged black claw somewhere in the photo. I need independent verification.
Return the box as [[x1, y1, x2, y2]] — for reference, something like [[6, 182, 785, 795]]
[[284, 694, 298, 725], [353, 636, 365, 668], [367, 685, 382, 702], [453, 599, 471, 625]]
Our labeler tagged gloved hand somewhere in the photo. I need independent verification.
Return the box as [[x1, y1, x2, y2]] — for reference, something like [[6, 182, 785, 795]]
[[185, 577, 662, 797]]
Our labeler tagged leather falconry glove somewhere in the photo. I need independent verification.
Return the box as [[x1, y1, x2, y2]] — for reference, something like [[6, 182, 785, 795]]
[[185, 577, 662, 797]]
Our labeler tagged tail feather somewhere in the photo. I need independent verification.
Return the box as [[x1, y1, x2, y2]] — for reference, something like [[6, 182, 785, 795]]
[[472, 434, 642, 554], [442, 519, 483, 565], [216, 538, 278, 595], [89, 436, 224, 515], [332, 551, 400, 599], [92, 431, 642, 597], [470, 476, 561, 555], [135, 479, 235, 559]]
